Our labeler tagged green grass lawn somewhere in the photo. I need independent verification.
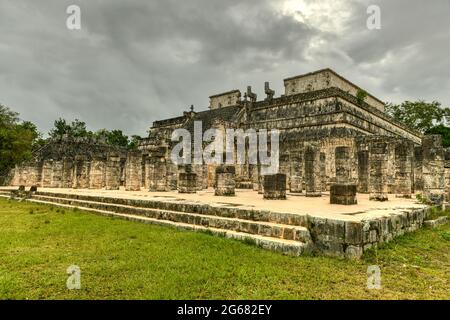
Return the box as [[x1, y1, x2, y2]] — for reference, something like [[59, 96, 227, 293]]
[[0, 198, 448, 300]]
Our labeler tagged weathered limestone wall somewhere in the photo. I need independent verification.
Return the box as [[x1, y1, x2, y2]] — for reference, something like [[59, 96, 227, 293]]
[[209, 90, 241, 110], [308, 207, 429, 258], [283, 69, 385, 112], [246, 93, 421, 145], [10, 162, 40, 187]]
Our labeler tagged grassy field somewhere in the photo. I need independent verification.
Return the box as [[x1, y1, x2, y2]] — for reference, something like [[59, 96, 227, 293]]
[[0, 197, 448, 300]]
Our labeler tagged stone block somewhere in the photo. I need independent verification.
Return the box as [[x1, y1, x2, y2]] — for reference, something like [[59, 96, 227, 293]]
[[215, 165, 236, 196], [263, 174, 287, 200], [330, 183, 357, 205], [178, 172, 197, 194]]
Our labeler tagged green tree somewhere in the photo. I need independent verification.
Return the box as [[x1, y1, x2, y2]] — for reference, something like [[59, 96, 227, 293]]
[[128, 135, 142, 150], [386, 100, 450, 133], [107, 130, 129, 148], [49, 118, 92, 139], [49, 118, 70, 138], [0, 104, 41, 184], [425, 125, 450, 148], [94, 129, 129, 147], [356, 89, 368, 105]]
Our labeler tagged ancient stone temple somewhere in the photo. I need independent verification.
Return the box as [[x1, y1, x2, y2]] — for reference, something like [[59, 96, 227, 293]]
[[5, 68, 448, 258], [8, 69, 446, 204]]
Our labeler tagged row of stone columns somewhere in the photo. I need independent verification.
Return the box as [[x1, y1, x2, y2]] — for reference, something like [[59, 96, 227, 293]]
[[11, 154, 124, 191]]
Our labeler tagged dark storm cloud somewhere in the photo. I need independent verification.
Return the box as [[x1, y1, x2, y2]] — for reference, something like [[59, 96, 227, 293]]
[[0, 0, 449, 137]]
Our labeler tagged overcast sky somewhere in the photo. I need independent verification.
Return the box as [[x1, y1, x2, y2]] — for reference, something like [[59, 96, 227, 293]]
[[1, 0, 449, 137]]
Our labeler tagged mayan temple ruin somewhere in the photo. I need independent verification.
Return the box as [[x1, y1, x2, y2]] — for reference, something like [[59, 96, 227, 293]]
[[4, 68, 448, 258]]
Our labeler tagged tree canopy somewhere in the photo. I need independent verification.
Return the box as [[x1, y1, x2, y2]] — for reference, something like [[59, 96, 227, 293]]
[[48, 118, 140, 150], [0, 104, 41, 183], [386, 100, 450, 147], [385, 100, 450, 133]]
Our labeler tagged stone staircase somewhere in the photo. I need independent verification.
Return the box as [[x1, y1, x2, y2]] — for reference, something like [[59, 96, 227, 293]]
[[0, 189, 312, 256]]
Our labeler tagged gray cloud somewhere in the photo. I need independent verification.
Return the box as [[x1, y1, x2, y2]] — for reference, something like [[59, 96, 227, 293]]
[[0, 0, 449, 137]]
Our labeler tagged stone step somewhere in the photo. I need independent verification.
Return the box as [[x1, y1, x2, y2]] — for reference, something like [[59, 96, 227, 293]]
[[31, 191, 309, 227], [20, 197, 310, 256], [31, 194, 311, 243]]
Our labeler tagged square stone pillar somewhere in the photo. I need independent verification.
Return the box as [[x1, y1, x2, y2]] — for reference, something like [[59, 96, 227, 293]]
[[166, 161, 178, 191], [357, 150, 369, 193], [279, 153, 291, 190], [178, 172, 197, 194], [369, 138, 389, 201], [289, 151, 303, 193], [263, 174, 287, 200], [414, 146, 423, 192], [394, 139, 414, 198], [73, 156, 91, 189], [89, 158, 106, 189], [304, 144, 322, 197], [422, 135, 445, 204], [125, 152, 142, 191], [251, 164, 259, 191], [331, 146, 357, 205], [41, 160, 53, 188], [215, 165, 236, 196], [105, 154, 121, 190], [320, 152, 327, 191], [148, 158, 168, 192], [335, 147, 351, 184], [192, 164, 205, 191], [444, 148, 450, 201], [330, 184, 357, 205], [51, 160, 63, 188], [62, 158, 73, 188]]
